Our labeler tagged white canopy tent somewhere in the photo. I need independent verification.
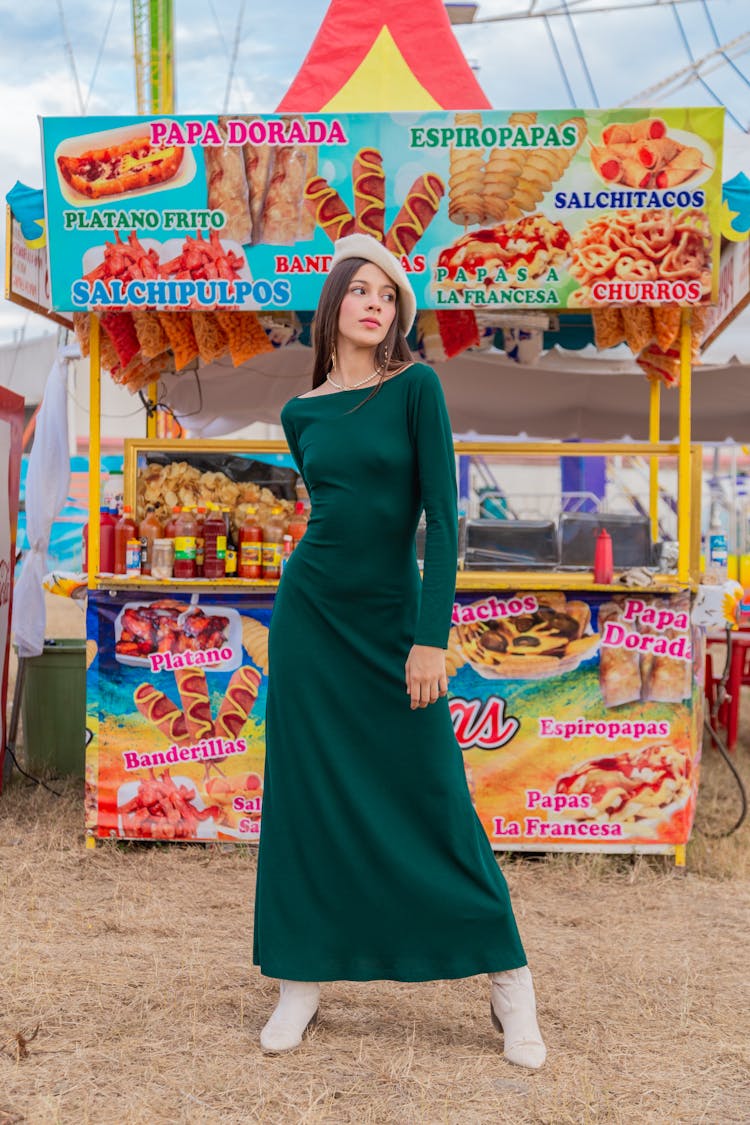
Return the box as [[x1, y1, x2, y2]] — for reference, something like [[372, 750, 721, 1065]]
[[159, 328, 750, 443]]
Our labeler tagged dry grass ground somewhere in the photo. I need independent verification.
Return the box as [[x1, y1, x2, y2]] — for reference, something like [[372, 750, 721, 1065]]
[[1, 597, 749, 1124]]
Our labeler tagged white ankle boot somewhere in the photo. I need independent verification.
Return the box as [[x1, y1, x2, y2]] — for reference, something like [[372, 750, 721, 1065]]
[[260, 980, 320, 1054], [489, 966, 546, 1069]]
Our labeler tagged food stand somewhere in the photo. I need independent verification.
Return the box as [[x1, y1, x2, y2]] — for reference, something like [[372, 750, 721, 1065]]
[[31, 104, 728, 862]]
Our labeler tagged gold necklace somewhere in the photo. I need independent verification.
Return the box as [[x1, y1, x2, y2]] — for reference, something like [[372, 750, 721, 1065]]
[[327, 368, 382, 390]]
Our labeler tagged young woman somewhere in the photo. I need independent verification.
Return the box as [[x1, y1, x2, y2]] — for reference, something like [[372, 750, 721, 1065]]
[[253, 233, 545, 1069]]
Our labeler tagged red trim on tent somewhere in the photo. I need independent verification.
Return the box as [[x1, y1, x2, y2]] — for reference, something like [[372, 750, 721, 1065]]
[[277, 0, 490, 111]]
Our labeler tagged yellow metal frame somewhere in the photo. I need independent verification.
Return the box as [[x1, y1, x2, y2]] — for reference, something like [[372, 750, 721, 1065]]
[[80, 313, 700, 594]]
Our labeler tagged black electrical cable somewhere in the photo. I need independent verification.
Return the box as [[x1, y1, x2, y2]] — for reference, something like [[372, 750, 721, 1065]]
[[699, 716, 747, 838], [3, 743, 63, 796], [696, 627, 748, 839]]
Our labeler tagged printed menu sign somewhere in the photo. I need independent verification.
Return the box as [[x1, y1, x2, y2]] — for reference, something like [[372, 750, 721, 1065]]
[[41, 107, 723, 314], [447, 590, 702, 852], [87, 588, 702, 854]]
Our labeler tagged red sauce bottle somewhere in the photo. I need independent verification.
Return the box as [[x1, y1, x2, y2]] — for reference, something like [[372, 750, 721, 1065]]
[[238, 505, 263, 579], [288, 500, 308, 548], [114, 505, 138, 575], [173, 507, 198, 579], [195, 505, 207, 577], [164, 505, 181, 538], [202, 504, 227, 580]]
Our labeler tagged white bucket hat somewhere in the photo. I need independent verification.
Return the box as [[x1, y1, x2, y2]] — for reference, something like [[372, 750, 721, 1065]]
[[329, 233, 417, 334]]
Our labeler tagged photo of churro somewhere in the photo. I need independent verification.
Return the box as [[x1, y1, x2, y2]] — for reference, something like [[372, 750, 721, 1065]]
[[569, 208, 713, 304]]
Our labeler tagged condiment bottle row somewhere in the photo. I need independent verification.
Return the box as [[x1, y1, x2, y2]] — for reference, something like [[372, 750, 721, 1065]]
[[83, 498, 308, 580]]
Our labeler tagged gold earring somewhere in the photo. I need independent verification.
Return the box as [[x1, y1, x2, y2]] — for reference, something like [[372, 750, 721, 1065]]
[[383, 343, 389, 367], [330, 345, 337, 371]]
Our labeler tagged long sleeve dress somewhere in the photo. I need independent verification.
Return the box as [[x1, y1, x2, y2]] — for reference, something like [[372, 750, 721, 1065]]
[[253, 362, 527, 982]]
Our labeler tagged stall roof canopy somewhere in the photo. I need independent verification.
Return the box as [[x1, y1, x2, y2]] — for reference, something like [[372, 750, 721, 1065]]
[[160, 345, 750, 444], [277, 0, 490, 111]]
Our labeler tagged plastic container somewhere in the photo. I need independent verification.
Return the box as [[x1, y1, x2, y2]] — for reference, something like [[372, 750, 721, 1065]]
[[114, 505, 138, 575], [20, 639, 86, 777], [151, 538, 174, 580], [173, 508, 198, 578], [281, 534, 293, 573], [202, 505, 227, 579], [238, 507, 263, 579], [707, 503, 728, 581]]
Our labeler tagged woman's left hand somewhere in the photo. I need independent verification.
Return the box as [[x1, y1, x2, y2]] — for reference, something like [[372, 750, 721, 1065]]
[[405, 645, 449, 709]]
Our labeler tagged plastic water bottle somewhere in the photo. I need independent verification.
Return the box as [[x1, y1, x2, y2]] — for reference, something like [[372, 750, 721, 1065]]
[[708, 507, 728, 581]]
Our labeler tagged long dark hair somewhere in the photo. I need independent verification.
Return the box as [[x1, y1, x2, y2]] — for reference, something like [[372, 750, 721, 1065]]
[[311, 257, 412, 408]]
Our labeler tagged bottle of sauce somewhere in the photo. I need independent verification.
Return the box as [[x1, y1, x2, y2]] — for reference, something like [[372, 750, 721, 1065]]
[[114, 505, 138, 575], [164, 505, 181, 538], [173, 507, 198, 579], [202, 504, 227, 579], [238, 506, 263, 579], [195, 505, 207, 577], [99, 506, 116, 575], [262, 505, 285, 580], [288, 500, 308, 548], [280, 534, 294, 573], [222, 505, 238, 577], [126, 538, 142, 577], [138, 506, 164, 576]]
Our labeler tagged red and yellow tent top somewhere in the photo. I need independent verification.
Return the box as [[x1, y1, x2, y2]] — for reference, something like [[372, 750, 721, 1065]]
[[277, 0, 490, 112]]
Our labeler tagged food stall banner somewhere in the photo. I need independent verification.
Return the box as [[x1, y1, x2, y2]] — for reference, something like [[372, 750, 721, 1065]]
[[88, 587, 702, 853], [41, 108, 724, 315]]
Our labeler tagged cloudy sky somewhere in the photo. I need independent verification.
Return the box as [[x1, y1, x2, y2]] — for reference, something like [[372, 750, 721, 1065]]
[[1, 0, 748, 342]]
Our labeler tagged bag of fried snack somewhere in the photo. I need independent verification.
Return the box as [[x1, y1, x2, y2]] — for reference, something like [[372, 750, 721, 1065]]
[[133, 309, 169, 359], [73, 312, 91, 357], [215, 310, 273, 366], [157, 311, 199, 371], [592, 307, 626, 350], [652, 306, 681, 352], [636, 343, 680, 388], [191, 311, 230, 363], [622, 306, 655, 353], [100, 310, 141, 369]]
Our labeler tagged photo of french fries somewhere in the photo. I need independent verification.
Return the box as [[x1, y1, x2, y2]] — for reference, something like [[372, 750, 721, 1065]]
[[590, 117, 710, 190], [435, 214, 572, 294]]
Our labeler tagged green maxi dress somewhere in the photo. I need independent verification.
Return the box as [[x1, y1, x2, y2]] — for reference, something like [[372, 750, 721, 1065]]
[[253, 362, 527, 982]]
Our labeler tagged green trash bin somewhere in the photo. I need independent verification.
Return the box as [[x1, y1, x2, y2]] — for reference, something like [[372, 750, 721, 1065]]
[[20, 639, 87, 778]]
